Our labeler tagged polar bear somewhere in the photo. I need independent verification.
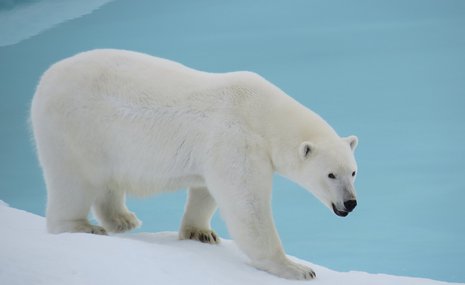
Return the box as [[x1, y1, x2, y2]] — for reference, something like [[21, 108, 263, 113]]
[[30, 49, 358, 280]]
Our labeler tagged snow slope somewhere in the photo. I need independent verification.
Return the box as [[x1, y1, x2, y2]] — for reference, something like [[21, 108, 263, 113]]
[[0, 202, 461, 285]]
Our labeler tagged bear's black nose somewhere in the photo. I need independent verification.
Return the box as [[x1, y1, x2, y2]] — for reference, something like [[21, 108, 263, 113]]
[[344, 200, 357, 212]]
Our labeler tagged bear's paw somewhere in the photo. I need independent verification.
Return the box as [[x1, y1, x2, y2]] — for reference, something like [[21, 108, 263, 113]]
[[179, 227, 219, 244], [254, 258, 316, 280], [103, 211, 141, 233]]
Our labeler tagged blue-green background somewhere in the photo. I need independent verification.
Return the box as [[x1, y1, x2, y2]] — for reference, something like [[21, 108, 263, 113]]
[[1, 0, 464, 283]]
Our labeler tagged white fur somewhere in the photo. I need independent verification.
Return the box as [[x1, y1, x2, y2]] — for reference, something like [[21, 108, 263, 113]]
[[30, 49, 358, 280]]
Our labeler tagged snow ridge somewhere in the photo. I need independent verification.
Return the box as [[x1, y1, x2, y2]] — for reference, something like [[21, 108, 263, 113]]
[[0, 202, 461, 285]]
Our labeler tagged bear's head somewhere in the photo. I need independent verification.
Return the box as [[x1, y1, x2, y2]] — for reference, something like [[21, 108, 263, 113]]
[[283, 135, 359, 217]]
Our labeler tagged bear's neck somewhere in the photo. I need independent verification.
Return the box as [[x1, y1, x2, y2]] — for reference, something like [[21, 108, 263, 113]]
[[221, 71, 340, 172], [234, 76, 339, 172]]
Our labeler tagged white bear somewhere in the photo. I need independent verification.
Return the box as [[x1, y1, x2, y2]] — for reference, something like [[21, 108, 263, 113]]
[[30, 49, 358, 280]]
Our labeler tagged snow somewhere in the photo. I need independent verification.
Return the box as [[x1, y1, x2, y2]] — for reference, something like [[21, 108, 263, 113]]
[[0, 202, 461, 285]]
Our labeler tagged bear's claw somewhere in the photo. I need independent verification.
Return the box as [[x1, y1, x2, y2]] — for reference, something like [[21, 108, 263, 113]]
[[89, 225, 108, 235], [180, 227, 219, 244]]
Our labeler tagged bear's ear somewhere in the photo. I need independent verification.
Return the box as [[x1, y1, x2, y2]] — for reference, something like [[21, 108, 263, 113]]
[[344, 135, 358, 151], [299, 141, 314, 160]]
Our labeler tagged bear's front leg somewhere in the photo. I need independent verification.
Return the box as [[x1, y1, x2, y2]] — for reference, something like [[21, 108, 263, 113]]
[[179, 187, 219, 244], [204, 158, 316, 280]]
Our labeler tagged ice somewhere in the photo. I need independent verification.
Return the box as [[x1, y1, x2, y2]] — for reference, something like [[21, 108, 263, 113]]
[[0, 0, 114, 47]]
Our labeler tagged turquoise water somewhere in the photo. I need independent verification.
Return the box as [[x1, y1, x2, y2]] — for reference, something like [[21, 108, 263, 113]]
[[1, 0, 465, 282]]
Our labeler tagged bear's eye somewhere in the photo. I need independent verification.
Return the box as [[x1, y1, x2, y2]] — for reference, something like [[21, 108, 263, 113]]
[[352, 171, 356, 177], [328, 173, 336, 179]]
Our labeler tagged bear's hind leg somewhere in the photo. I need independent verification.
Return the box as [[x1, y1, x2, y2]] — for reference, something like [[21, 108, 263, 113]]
[[179, 187, 219, 244], [93, 189, 141, 233], [46, 173, 106, 235]]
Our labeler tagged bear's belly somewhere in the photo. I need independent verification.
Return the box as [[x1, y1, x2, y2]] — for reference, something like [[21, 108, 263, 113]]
[[108, 173, 207, 196]]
